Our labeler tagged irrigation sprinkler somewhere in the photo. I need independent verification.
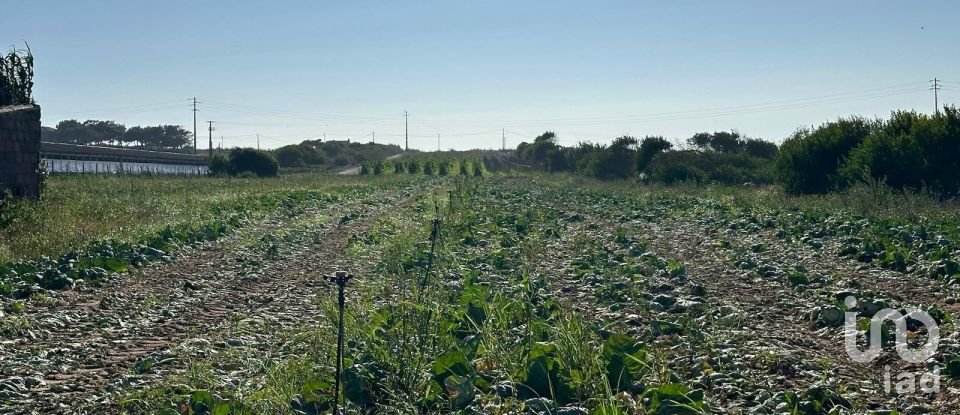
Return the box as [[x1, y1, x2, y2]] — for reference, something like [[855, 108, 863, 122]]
[[327, 271, 353, 415], [418, 202, 442, 294]]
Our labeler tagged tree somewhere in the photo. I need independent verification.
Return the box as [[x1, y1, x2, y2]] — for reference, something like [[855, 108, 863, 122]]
[[273, 145, 308, 167], [743, 138, 778, 159], [519, 131, 561, 169], [840, 108, 960, 195], [272, 144, 326, 168], [774, 117, 874, 194], [53, 120, 90, 145], [710, 131, 743, 153], [159, 125, 191, 149], [648, 150, 773, 185], [85, 120, 126, 146], [228, 148, 279, 177], [637, 136, 672, 172], [44, 120, 192, 151], [573, 137, 637, 180], [688, 131, 743, 153], [208, 154, 229, 176]]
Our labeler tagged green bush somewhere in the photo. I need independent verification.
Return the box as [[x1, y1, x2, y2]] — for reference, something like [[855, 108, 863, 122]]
[[637, 136, 672, 173], [774, 107, 960, 196], [575, 137, 637, 180], [273, 144, 318, 168], [842, 108, 960, 195], [774, 117, 873, 194], [228, 148, 279, 177], [517, 132, 776, 182], [647, 150, 772, 185], [407, 160, 421, 174], [208, 154, 229, 176]]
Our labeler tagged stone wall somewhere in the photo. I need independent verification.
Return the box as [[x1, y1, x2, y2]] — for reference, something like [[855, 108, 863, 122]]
[[0, 105, 41, 198]]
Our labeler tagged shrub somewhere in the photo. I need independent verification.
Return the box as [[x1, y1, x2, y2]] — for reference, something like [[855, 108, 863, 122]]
[[688, 131, 743, 153], [743, 138, 779, 159], [273, 144, 326, 168], [647, 150, 772, 185], [774, 117, 873, 194], [637, 136, 672, 173], [842, 108, 960, 195], [407, 160, 421, 174], [228, 148, 279, 177], [208, 155, 229, 176], [273, 145, 306, 167]]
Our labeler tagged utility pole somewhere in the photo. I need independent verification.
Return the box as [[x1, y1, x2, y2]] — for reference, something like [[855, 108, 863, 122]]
[[437, 133, 440, 152], [207, 121, 215, 157], [404, 110, 409, 151], [931, 78, 942, 115], [191, 97, 199, 154], [502, 128, 505, 151], [372, 131, 375, 144], [257, 134, 260, 150]]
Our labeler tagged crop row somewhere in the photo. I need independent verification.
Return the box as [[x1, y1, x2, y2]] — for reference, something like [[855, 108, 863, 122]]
[[360, 157, 487, 177]]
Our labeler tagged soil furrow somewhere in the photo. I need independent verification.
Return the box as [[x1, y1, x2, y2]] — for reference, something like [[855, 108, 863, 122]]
[[0, 184, 427, 414]]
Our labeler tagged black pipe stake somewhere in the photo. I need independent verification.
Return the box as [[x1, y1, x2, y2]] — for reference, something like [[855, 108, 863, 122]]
[[328, 271, 353, 415], [418, 214, 441, 294]]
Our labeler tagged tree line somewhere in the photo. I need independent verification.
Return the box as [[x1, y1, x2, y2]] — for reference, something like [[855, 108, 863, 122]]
[[271, 140, 404, 170], [516, 130, 778, 184], [776, 106, 960, 196], [42, 120, 193, 152], [517, 105, 960, 197]]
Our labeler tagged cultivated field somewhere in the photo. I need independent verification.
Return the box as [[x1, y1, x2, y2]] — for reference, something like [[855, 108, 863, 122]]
[[1, 174, 959, 414]]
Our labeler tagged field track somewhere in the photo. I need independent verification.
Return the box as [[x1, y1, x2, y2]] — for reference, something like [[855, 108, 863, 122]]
[[0, 182, 426, 414]]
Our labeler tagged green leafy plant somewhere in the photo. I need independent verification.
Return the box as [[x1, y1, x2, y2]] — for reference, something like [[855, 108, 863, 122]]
[[517, 342, 576, 404], [602, 334, 649, 392], [641, 383, 705, 414], [0, 44, 33, 106]]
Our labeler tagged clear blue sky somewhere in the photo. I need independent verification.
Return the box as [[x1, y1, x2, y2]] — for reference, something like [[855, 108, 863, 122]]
[[4, 1, 959, 150]]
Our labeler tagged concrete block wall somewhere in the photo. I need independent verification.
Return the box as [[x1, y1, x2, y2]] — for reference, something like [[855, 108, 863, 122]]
[[0, 105, 41, 198]]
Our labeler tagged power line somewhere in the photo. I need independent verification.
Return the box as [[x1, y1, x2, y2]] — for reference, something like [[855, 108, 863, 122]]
[[202, 100, 398, 124], [188, 82, 930, 138], [200, 82, 927, 129], [45, 101, 187, 118], [412, 82, 929, 126], [419, 88, 927, 128]]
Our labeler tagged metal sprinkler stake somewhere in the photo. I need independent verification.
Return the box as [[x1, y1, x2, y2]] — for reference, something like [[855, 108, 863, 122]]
[[328, 271, 353, 415]]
